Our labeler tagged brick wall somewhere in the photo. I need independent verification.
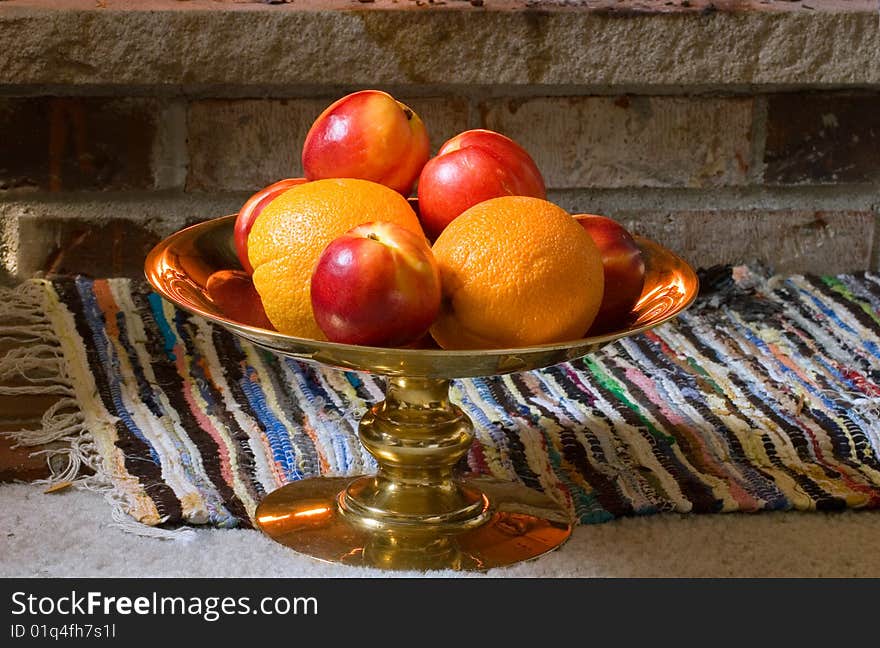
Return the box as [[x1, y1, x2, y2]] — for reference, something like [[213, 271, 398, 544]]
[[1, 0, 879, 281]]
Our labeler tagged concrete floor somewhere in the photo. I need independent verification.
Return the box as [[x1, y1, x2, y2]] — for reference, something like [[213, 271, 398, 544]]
[[3, 482, 880, 578]]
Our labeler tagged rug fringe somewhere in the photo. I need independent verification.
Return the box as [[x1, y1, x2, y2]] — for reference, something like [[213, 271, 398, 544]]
[[0, 280, 194, 542]]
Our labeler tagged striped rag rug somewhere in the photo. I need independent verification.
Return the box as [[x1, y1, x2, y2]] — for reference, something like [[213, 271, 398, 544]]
[[3, 266, 880, 533]]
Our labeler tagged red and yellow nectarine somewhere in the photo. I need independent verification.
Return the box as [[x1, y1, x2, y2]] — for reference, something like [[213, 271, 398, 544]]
[[234, 178, 307, 274], [302, 90, 429, 197], [417, 129, 546, 239], [310, 222, 441, 347]]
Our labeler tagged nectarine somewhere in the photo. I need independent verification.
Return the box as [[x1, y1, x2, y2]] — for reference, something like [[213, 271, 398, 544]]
[[417, 129, 546, 239], [234, 178, 307, 274], [302, 90, 429, 197], [310, 222, 441, 347], [575, 214, 646, 334]]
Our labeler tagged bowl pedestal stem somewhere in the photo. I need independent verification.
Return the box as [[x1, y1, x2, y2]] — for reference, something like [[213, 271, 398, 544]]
[[255, 375, 573, 571], [339, 377, 492, 533]]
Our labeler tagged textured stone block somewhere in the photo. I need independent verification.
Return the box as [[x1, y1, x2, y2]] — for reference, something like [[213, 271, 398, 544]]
[[187, 97, 469, 192], [0, 97, 158, 192], [0, 2, 877, 88], [479, 96, 753, 189], [3, 203, 872, 281], [612, 210, 875, 275], [764, 93, 880, 185]]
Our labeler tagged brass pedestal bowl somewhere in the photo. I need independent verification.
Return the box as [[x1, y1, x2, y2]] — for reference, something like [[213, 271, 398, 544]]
[[145, 214, 698, 571]]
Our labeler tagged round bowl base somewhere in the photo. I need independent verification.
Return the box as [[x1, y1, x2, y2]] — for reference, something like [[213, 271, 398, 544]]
[[255, 476, 573, 571]]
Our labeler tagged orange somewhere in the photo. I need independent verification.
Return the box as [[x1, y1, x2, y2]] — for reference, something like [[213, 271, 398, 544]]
[[430, 196, 604, 350], [248, 178, 423, 339]]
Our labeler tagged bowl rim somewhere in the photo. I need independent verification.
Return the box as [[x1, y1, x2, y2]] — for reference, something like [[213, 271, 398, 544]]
[[144, 213, 700, 361]]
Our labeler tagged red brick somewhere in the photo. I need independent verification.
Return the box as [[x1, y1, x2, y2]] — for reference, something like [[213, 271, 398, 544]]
[[0, 98, 159, 192], [764, 93, 880, 184]]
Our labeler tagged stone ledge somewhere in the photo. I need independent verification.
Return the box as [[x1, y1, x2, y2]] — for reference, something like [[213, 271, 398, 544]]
[[1, 1, 877, 90], [2, 194, 876, 280]]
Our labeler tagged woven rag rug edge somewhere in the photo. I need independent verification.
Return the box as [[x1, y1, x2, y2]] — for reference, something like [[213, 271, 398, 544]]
[[0, 279, 194, 541]]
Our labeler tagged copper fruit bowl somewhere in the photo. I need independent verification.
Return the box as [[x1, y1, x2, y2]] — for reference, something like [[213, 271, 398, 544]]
[[145, 214, 699, 571]]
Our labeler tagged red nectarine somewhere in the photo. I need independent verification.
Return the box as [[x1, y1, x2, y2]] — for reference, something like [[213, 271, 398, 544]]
[[417, 129, 546, 239], [575, 214, 646, 334], [310, 222, 441, 347], [234, 178, 307, 274], [302, 90, 429, 197]]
